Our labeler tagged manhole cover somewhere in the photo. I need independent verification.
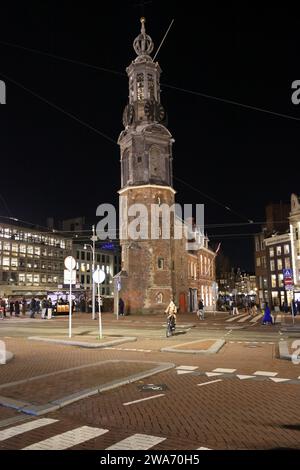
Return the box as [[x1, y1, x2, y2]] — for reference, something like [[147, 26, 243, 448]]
[[138, 384, 168, 392]]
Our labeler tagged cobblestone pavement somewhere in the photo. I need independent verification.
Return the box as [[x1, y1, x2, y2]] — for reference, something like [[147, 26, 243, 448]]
[[0, 312, 299, 450]]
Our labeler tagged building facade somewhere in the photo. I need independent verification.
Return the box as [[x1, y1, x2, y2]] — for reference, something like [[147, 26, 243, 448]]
[[0, 219, 72, 298], [115, 18, 216, 314], [290, 193, 300, 301], [264, 232, 292, 307], [73, 244, 120, 296]]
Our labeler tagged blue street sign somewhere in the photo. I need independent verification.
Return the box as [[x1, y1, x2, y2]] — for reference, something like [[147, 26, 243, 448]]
[[283, 268, 293, 279]]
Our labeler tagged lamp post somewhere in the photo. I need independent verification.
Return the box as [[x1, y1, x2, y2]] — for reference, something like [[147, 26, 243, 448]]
[[84, 225, 98, 320]]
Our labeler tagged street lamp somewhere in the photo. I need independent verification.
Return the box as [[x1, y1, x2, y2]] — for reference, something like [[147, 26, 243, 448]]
[[84, 225, 98, 320]]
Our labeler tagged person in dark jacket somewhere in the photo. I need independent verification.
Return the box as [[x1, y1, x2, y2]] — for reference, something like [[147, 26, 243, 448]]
[[30, 298, 36, 318], [9, 299, 14, 317], [119, 298, 125, 316], [14, 300, 20, 316]]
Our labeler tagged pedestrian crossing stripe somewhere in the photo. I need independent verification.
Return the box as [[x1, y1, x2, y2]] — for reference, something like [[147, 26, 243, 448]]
[[22, 426, 108, 450], [236, 375, 255, 380], [0, 418, 58, 441], [106, 433, 166, 450], [0, 420, 214, 450]]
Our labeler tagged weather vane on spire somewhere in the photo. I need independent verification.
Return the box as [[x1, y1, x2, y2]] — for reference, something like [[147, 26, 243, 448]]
[[133, 14, 154, 57]]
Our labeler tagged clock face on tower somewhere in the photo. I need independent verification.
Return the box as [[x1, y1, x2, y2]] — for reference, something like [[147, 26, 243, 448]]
[[156, 103, 165, 122], [144, 100, 154, 120]]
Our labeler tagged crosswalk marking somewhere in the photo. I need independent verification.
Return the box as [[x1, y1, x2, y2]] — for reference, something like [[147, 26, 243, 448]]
[[22, 426, 108, 450], [237, 315, 253, 323], [176, 366, 199, 370], [106, 433, 166, 450], [177, 370, 194, 375], [269, 377, 291, 383], [254, 371, 278, 377], [250, 313, 263, 323], [225, 314, 245, 322], [205, 372, 223, 377], [236, 375, 255, 380], [0, 418, 58, 441]]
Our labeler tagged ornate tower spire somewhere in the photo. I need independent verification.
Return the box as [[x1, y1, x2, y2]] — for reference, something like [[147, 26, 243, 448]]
[[133, 17, 154, 58]]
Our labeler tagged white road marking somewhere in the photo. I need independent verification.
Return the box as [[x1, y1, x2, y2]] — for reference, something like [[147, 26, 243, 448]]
[[236, 375, 255, 380], [205, 372, 223, 377], [254, 371, 278, 377], [238, 315, 252, 323], [176, 365, 198, 370], [197, 446, 212, 450], [226, 314, 246, 322], [198, 379, 222, 387], [269, 377, 291, 383], [123, 394, 165, 406], [106, 433, 166, 450], [250, 313, 263, 323], [177, 370, 194, 375], [0, 418, 58, 441], [23, 426, 108, 450], [213, 368, 236, 374]]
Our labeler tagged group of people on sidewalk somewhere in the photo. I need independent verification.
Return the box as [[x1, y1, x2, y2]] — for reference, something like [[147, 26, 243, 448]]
[[0, 297, 27, 319]]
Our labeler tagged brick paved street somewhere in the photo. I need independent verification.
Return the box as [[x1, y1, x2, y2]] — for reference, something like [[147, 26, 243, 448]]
[[0, 311, 299, 450]]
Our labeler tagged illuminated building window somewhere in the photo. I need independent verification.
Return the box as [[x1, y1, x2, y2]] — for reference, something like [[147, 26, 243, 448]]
[[271, 275, 277, 288], [285, 257, 291, 269], [270, 260, 275, 271], [34, 247, 40, 256], [147, 73, 154, 100], [269, 247, 274, 257], [137, 73, 144, 100], [2, 257, 10, 267], [278, 273, 284, 286], [26, 274, 33, 285], [33, 274, 40, 284], [81, 263, 86, 272], [3, 242, 10, 252], [11, 258, 18, 268], [19, 274, 25, 283], [284, 244, 290, 255], [20, 244, 26, 254], [277, 259, 283, 271], [276, 246, 282, 256]]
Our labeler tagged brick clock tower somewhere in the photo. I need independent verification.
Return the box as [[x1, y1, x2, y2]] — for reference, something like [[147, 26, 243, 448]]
[[116, 17, 176, 314]]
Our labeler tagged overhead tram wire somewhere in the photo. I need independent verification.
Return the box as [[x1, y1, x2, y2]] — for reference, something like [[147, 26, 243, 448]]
[[1, 40, 300, 123], [0, 71, 256, 226]]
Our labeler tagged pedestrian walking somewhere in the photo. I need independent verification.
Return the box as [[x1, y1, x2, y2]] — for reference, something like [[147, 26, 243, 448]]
[[14, 300, 20, 317], [30, 298, 36, 318], [47, 298, 53, 319], [119, 297, 125, 316], [22, 297, 27, 316], [262, 302, 273, 325], [41, 297, 47, 319], [9, 299, 14, 317], [232, 300, 239, 315], [0, 298, 6, 318], [197, 299, 205, 320]]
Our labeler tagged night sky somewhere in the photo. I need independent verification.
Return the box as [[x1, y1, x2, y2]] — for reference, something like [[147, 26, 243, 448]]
[[1, 2, 300, 271]]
